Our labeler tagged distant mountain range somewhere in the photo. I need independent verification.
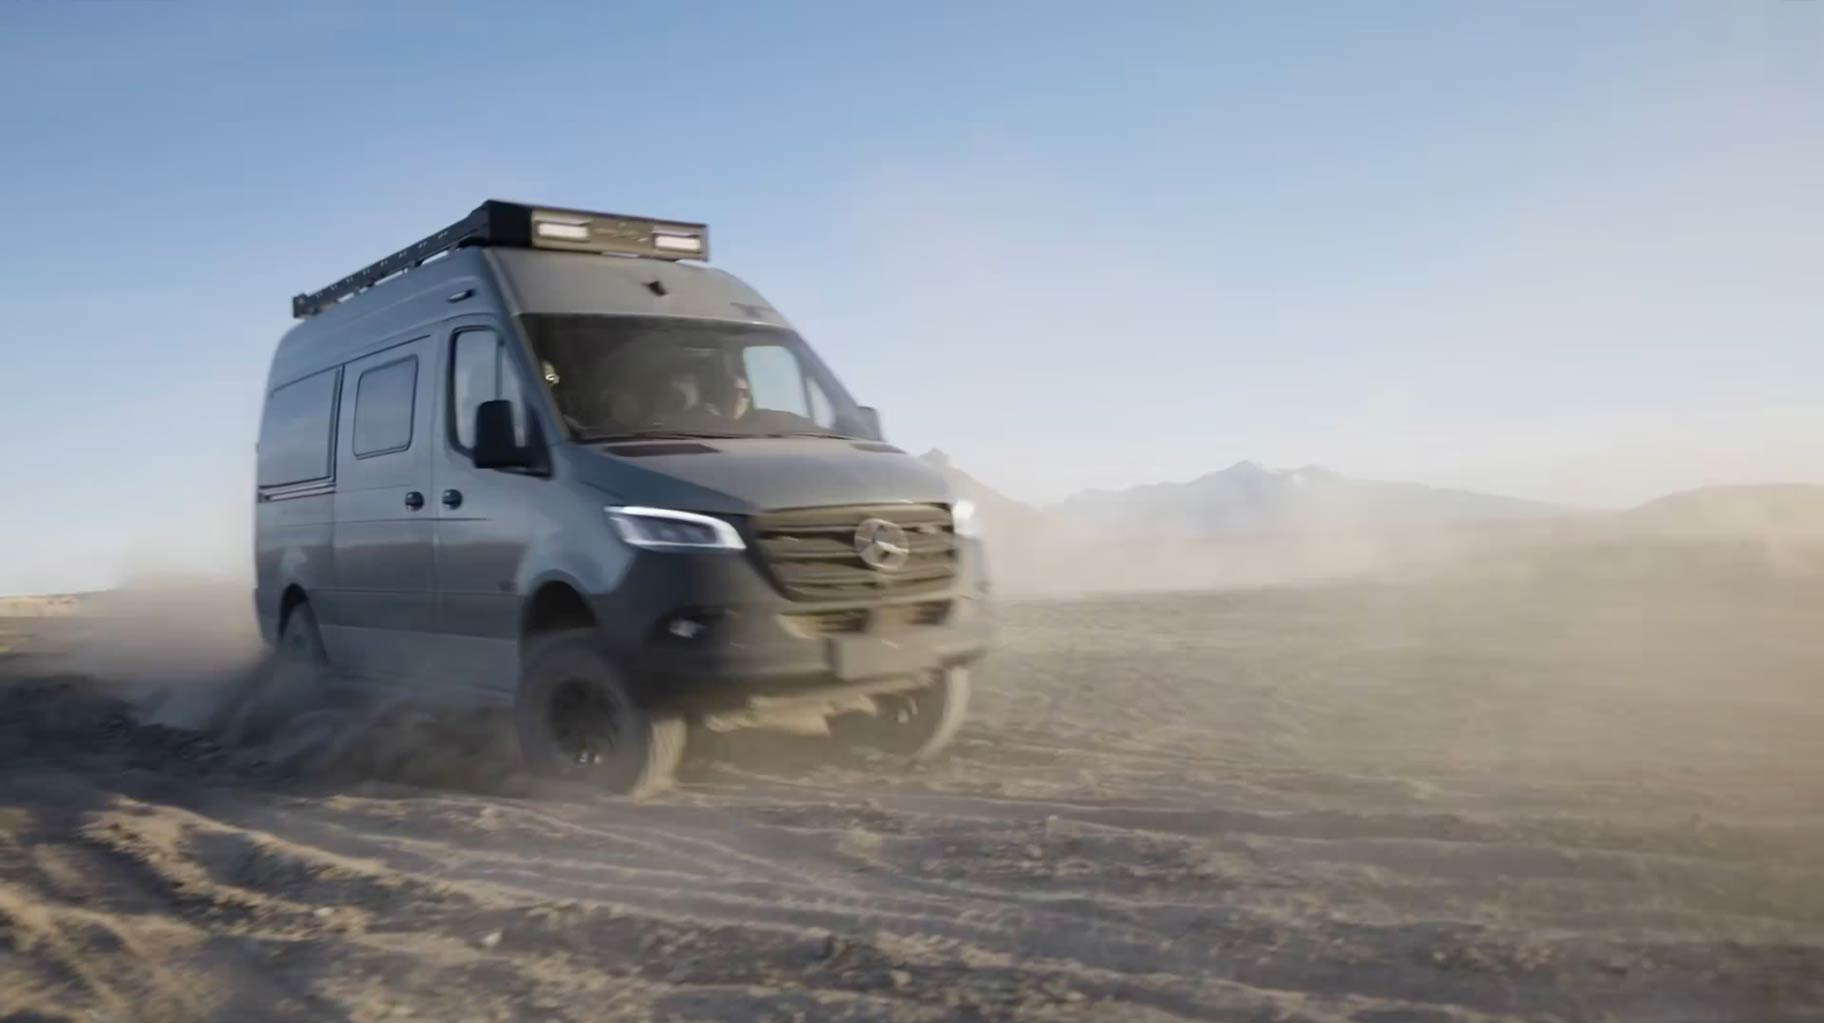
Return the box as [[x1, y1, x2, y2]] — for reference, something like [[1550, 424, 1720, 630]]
[[1616, 484, 1824, 541], [1049, 460, 1562, 536], [918, 452, 1824, 593], [922, 455, 1560, 539]]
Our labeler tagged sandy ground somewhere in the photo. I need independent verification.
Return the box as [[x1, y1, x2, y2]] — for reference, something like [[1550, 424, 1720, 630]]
[[1, 579, 1821, 1023]]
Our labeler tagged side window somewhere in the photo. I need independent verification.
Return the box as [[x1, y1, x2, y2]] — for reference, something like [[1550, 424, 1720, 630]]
[[451, 328, 526, 449], [257, 368, 339, 487], [742, 345, 810, 417], [351, 357, 417, 457], [807, 380, 833, 428], [742, 344, 836, 428]]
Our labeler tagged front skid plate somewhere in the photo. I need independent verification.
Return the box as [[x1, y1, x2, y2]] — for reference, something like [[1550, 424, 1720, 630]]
[[699, 675, 928, 733]]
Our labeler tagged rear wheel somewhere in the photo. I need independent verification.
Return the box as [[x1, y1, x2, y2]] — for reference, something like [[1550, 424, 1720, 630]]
[[515, 631, 684, 798], [829, 666, 971, 760], [213, 601, 332, 747]]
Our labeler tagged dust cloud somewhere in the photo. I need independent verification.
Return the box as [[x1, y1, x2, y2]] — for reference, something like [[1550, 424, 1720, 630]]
[[979, 486, 1824, 600], [2, 497, 1823, 1022], [23, 573, 264, 730]]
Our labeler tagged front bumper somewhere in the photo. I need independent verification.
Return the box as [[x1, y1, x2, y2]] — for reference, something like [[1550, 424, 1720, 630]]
[[588, 540, 996, 711]]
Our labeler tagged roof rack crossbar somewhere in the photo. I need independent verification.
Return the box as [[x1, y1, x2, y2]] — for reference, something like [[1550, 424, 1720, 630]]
[[291, 201, 527, 319]]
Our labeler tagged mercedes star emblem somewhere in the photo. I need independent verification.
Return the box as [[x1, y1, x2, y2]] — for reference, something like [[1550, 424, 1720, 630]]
[[854, 518, 911, 571]]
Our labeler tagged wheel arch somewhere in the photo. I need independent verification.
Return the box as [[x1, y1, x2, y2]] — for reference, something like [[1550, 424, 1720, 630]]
[[520, 575, 598, 650], [277, 584, 310, 634]]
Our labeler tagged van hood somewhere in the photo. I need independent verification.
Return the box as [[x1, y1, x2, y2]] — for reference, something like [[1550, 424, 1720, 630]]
[[562, 438, 956, 515]]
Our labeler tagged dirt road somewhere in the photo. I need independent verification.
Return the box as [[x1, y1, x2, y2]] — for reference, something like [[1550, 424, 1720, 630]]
[[2, 581, 1821, 1022]]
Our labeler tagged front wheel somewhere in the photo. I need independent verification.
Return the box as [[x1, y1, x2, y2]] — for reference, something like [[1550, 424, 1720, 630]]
[[829, 666, 971, 760], [515, 631, 685, 798]]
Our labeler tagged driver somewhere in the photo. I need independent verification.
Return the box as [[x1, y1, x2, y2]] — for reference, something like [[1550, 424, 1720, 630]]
[[663, 368, 707, 416], [672, 364, 752, 422], [720, 371, 753, 420]]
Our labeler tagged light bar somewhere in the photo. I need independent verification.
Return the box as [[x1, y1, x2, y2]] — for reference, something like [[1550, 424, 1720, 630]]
[[528, 206, 711, 260], [534, 219, 591, 242], [653, 231, 704, 254]]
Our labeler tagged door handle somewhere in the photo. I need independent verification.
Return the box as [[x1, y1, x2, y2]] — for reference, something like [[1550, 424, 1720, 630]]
[[404, 491, 424, 511], [441, 489, 464, 509]]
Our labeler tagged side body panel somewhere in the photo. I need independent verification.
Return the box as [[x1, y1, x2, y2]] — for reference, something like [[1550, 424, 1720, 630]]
[[253, 365, 341, 646], [255, 251, 496, 660], [318, 334, 438, 679], [253, 489, 335, 646]]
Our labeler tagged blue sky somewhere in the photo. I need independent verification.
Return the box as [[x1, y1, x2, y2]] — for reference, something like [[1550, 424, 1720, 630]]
[[2, 2, 1820, 593]]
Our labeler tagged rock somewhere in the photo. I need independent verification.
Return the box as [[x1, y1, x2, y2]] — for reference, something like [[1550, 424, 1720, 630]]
[[888, 969, 912, 990], [478, 930, 503, 949]]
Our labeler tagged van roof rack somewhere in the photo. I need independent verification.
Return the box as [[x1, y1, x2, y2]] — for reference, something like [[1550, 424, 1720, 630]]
[[291, 200, 710, 318]]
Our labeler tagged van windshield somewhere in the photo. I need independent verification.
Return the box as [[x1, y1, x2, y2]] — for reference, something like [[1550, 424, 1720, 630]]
[[521, 315, 869, 442]]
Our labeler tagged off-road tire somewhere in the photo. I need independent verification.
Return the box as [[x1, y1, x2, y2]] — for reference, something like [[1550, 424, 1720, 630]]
[[829, 666, 971, 761], [212, 602, 332, 748], [515, 630, 684, 798]]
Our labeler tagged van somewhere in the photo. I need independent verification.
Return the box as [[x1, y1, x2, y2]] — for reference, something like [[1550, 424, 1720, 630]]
[[245, 201, 995, 794]]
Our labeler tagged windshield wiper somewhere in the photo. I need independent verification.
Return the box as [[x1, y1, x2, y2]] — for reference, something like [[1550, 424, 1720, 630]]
[[758, 430, 852, 440]]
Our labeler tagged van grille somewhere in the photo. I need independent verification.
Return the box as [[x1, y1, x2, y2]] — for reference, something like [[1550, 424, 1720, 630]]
[[751, 503, 957, 602]]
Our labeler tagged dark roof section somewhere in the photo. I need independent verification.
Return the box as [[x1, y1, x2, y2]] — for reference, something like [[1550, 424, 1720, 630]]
[[291, 200, 709, 319]]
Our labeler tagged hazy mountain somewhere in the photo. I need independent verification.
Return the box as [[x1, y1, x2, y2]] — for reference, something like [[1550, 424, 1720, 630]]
[[1434, 484, 1824, 588], [1049, 460, 1561, 538], [917, 456, 1823, 595], [1616, 484, 1824, 541]]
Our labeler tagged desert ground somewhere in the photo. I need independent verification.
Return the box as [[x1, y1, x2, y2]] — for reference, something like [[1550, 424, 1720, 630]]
[[1, 574, 1821, 1023]]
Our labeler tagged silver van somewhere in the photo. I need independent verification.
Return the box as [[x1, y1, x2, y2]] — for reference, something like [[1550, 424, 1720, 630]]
[[246, 201, 994, 794]]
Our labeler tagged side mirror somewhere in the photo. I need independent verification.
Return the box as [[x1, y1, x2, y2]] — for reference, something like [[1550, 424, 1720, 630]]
[[472, 400, 539, 471], [857, 405, 884, 441]]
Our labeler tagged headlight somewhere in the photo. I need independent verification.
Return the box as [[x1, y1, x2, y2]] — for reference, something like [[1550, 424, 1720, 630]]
[[952, 497, 985, 539], [606, 506, 746, 552]]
